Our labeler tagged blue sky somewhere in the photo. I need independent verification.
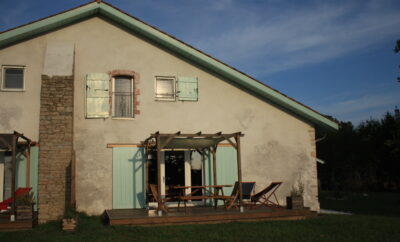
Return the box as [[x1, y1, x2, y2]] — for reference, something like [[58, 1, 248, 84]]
[[1, 0, 399, 125]]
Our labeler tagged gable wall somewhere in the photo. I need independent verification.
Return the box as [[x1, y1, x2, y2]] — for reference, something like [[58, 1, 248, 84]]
[[0, 17, 319, 215], [0, 40, 45, 140]]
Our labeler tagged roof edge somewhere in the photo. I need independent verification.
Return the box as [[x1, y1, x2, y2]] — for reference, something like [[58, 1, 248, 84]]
[[0, 2, 98, 48], [98, 3, 339, 131], [0, 1, 338, 131]]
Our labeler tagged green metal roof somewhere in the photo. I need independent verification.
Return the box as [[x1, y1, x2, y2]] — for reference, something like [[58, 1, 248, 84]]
[[0, 1, 338, 131]]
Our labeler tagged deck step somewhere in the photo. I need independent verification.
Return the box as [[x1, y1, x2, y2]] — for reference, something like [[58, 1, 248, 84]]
[[106, 207, 315, 226]]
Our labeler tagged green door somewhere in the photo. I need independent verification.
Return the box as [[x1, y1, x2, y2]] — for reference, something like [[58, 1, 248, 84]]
[[204, 146, 237, 205], [112, 147, 146, 209]]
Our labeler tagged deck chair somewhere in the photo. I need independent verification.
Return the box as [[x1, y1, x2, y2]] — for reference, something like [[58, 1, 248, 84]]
[[218, 182, 255, 209], [149, 184, 170, 213], [250, 182, 282, 208], [0, 187, 32, 211]]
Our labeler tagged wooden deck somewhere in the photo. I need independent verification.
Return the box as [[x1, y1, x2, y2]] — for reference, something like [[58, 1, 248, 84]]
[[0, 211, 38, 231], [106, 206, 316, 226]]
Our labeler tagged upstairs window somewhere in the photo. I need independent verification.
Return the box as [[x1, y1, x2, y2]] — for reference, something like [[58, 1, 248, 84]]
[[112, 76, 134, 118], [155, 76, 175, 101], [1, 66, 25, 91]]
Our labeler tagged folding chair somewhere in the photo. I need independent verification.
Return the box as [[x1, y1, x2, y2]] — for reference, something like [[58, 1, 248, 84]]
[[217, 182, 255, 209], [250, 182, 282, 208], [149, 184, 170, 213]]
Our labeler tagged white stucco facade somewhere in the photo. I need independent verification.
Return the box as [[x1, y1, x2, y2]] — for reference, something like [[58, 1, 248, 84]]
[[0, 17, 320, 215]]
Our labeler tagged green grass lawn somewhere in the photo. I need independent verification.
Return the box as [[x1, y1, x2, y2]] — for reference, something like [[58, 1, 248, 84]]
[[1, 214, 400, 242], [319, 191, 400, 217], [1, 191, 400, 241]]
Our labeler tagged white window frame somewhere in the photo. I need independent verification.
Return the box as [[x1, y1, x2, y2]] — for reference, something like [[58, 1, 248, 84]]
[[111, 76, 135, 119], [1, 65, 25, 91], [155, 76, 176, 101]]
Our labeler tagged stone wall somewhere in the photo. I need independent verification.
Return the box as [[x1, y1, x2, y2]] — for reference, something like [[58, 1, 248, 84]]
[[38, 75, 73, 222]]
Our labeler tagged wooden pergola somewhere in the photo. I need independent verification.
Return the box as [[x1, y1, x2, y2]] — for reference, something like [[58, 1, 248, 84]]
[[142, 131, 244, 215], [0, 131, 31, 218]]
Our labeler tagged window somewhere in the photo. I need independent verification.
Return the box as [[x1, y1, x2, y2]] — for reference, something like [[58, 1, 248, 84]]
[[1, 66, 25, 91], [155, 76, 175, 101], [112, 76, 134, 118], [85, 72, 137, 119]]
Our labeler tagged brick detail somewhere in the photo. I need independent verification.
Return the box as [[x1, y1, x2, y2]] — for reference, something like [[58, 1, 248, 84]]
[[38, 75, 74, 223]]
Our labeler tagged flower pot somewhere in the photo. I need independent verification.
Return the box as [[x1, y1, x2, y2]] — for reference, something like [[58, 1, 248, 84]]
[[62, 217, 77, 232], [16, 204, 34, 220], [286, 196, 303, 209]]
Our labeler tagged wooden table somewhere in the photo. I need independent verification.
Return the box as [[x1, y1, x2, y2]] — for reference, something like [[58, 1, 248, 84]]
[[172, 185, 232, 210]]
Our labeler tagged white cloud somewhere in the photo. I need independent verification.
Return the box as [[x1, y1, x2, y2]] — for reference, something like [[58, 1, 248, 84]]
[[186, 0, 400, 75]]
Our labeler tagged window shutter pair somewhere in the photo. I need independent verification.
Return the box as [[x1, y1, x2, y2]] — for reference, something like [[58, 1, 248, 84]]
[[86, 73, 110, 118], [177, 77, 198, 101]]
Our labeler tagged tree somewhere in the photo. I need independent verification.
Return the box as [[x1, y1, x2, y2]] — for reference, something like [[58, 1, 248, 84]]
[[317, 107, 400, 192], [395, 40, 400, 53], [395, 40, 400, 82]]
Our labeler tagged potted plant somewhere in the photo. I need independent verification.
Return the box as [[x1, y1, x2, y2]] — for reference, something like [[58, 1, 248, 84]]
[[287, 180, 304, 209], [15, 192, 35, 220], [62, 204, 78, 232]]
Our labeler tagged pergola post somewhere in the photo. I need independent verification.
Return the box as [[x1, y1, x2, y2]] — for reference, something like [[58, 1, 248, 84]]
[[235, 134, 244, 212], [212, 146, 217, 185], [25, 144, 31, 188], [11, 134, 17, 220], [156, 134, 162, 216]]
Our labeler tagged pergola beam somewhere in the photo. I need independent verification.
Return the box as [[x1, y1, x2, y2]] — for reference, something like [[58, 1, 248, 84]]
[[141, 131, 245, 215], [224, 137, 237, 149], [149, 133, 243, 139], [160, 131, 181, 149]]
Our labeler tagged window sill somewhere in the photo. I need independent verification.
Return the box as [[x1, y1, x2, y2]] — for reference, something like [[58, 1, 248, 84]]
[[155, 98, 176, 102], [111, 117, 135, 120], [0, 89, 25, 92]]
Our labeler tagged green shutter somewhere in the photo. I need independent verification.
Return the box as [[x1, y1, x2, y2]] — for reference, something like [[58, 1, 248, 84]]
[[86, 73, 110, 118], [112, 147, 146, 209], [177, 77, 198, 101]]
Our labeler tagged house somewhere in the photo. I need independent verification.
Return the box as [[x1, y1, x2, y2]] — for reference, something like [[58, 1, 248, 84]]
[[0, 1, 338, 223]]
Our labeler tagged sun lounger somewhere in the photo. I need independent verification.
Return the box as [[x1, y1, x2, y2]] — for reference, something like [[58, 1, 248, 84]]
[[250, 182, 282, 208]]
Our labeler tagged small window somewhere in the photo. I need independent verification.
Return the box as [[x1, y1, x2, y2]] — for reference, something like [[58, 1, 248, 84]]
[[112, 76, 134, 118], [1, 66, 25, 91], [155, 76, 175, 101]]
